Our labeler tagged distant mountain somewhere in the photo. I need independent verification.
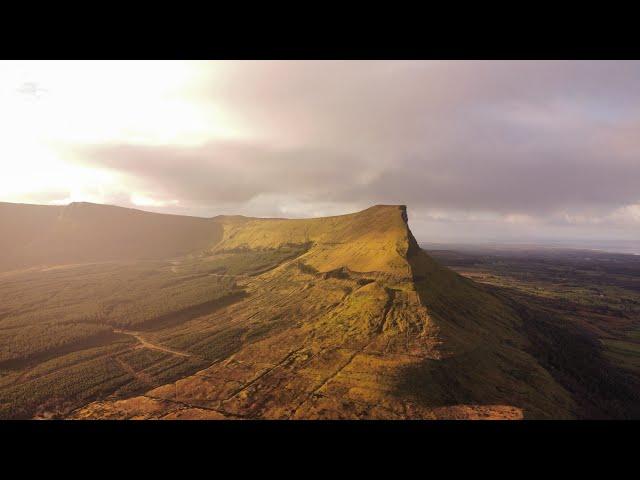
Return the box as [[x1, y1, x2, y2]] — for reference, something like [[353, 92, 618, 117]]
[[0, 202, 223, 271]]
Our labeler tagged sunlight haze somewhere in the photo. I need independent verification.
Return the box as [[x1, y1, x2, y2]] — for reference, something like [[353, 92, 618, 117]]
[[2, 60, 639, 249]]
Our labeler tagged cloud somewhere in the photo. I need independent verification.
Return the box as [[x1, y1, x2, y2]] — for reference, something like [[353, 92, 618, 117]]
[[9, 60, 640, 244], [101, 62, 640, 209], [72, 140, 371, 208]]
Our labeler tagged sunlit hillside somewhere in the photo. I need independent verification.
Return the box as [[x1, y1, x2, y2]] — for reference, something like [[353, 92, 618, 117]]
[[0, 202, 638, 419]]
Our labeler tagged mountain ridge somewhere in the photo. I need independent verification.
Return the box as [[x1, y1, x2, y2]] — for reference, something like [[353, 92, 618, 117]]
[[0, 201, 579, 418], [0, 201, 223, 271]]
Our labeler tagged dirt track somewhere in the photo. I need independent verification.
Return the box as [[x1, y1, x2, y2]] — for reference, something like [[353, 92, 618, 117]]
[[114, 330, 192, 358]]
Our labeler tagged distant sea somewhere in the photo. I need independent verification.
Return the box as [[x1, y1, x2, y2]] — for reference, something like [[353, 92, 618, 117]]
[[421, 241, 640, 256]]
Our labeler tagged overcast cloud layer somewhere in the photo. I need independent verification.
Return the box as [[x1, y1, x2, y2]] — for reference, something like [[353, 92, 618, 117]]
[[1, 61, 639, 249]]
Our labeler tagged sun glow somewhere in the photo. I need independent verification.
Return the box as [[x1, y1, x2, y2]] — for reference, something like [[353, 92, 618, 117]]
[[0, 60, 238, 204]]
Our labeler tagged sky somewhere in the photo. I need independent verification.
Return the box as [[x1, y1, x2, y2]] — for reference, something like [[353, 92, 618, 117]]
[[1, 60, 639, 249]]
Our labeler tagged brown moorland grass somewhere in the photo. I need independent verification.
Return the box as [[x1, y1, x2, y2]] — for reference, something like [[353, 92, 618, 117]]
[[1, 202, 637, 419]]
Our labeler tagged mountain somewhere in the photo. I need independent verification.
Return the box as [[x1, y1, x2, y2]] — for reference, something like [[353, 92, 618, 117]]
[[53, 204, 570, 419], [4, 201, 635, 419], [0, 202, 223, 271]]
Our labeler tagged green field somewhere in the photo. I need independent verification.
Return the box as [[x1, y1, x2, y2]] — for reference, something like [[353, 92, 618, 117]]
[[428, 245, 640, 418], [0, 245, 306, 419]]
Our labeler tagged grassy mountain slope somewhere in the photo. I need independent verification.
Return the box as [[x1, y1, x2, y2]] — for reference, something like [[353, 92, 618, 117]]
[[68, 205, 576, 419]]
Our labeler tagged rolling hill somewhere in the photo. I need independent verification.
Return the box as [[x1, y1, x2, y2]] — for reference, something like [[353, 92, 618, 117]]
[[0, 202, 223, 271], [1, 202, 636, 419]]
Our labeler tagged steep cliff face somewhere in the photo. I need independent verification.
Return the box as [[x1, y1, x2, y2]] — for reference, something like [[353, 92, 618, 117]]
[[70, 204, 575, 419]]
